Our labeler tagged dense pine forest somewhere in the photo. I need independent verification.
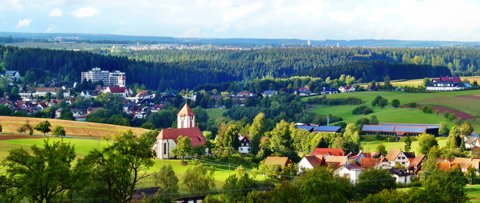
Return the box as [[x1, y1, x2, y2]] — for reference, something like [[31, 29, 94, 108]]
[[3, 45, 479, 90]]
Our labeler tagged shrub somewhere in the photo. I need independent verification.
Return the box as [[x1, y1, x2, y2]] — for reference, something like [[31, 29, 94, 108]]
[[422, 106, 433, 114], [406, 102, 417, 108], [391, 99, 400, 108], [352, 105, 373, 115]]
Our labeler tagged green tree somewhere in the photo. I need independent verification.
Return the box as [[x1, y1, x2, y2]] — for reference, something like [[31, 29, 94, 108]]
[[364, 189, 407, 203], [377, 98, 388, 108], [224, 97, 233, 109], [267, 120, 295, 157], [376, 144, 387, 156], [418, 133, 438, 154], [78, 131, 154, 203], [357, 168, 396, 198], [391, 99, 400, 108], [447, 125, 460, 149], [370, 115, 379, 125], [152, 165, 179, 202], [404, 135, 412, 152], [459, 122, 473, 136], [52, 126, 66, 137], [223, 170, 256, 202], [17, 120, 33, 135], [438, 122, 449, 136], [294, 167, 354, 202], [172, 136, 192, 162], [249, 112, 266, 155], [183, 164, 215, 193], [4, 140, 80, 203], [411, 170, 468, 203], [34, 120, 51, 136]]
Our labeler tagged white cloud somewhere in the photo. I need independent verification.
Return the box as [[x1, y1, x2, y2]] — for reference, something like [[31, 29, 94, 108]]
[[16, 18, 32, 28], [71, 6, 100, 18], [49, 8, 63, 17]]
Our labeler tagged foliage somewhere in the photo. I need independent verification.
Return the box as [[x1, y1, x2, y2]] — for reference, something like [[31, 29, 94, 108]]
[[52, 126, 66, 137], [172, 136, 192, 162], [183, 164, 216, 194], [352, 105, 373, 115], [222, 168, 257, 202], [356, 169, 396, 198], [152, 165, 179, 202], [249, 112, 266, 155], [17, 120, 33, 135], [391, 99, 400, 108], [364, 189, 407, 203], [417, 133, 438, 154], [34, 120, 52, 136], [376, 144, 387, 156], [438, 122, 449, 136]]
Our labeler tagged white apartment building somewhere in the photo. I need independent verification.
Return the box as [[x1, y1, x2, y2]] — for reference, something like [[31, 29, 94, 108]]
[[81, 67, 126, 87]]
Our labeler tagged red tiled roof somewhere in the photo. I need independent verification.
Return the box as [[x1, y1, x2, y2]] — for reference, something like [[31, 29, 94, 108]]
[[156, 127, 205, 147], [177, 104, 194, 116], [409, 154, 425, 168], [360, 158, 383, 168], [438, 76, 462, 83], [312, 148, 345, 156], [304, 155, 324, 167], [264, 156, 291, 167], [106, 87, 126, 93]]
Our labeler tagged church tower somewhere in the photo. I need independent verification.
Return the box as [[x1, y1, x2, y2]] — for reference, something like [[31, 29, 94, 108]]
[[177, 103, 195, 128]]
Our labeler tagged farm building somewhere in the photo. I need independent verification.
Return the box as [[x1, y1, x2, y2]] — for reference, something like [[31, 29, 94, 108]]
[[296, 124, 342, 133], [426, 76, 471, 91], [361, 123, 439, 136]]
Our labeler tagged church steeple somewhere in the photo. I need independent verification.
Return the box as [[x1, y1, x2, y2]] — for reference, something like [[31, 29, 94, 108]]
[[177, 104, 195, 128]]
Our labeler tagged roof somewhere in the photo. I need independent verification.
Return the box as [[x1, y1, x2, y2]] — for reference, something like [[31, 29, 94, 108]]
[[313, 126, 342, 133], [360, 158, 383, 168], [436, 76, 462, 83], [303, 155, 324, 167], [325, 156, 348, 166], [466, 137, 478, 145], [409, 154, 425, 168], [389, 168, 408, 176], [264, 156, 291, 167], [296, 125, 314, 132], [177, 104, 194, 116], [340, 163, 364, 171], [312, 148, 345, 156], [156, 127, 206, 147], [4, 70, 18, 76], [362, 123, 439, 134], [106, 87, 127, 93], [452, 158, 480, 170], [438, 161, 455, 171], [385, 149, 402, 162]]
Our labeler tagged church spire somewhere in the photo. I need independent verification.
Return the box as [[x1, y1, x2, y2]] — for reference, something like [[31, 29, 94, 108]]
[[177, 103, 195, 128]]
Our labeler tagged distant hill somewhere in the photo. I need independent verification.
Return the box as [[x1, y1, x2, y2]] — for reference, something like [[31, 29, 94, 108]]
[[1, 32, 480, 48]]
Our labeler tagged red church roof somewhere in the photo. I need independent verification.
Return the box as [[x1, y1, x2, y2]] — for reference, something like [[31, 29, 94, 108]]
[[177, 104, 194, 116], [156, 127, 206, 147], [106, 86, 127, 93], [312, 148, 345, 156]]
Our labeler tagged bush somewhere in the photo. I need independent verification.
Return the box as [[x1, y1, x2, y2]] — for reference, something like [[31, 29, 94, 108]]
[[406, 102, 417, 108], [422, 106, 433, 114], [52, 126, 66, 137], [377, 98, 388, 108], [306, 97, 363, 105], [352, 105, 373, 115], [391, 99, 400, 108]]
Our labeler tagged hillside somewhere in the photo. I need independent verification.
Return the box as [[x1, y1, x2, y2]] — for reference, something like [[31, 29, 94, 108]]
[[0, 116, 149, 137], [305, 89, 480, 131]]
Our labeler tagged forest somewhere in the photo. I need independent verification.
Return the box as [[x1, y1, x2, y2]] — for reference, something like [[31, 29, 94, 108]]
[[2, 45, 479, 90]]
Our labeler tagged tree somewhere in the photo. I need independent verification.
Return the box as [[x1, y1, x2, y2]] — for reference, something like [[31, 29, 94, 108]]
[[267, 120, 295, 158], [52, 126, 66, 137], [249, 112, 266, 155], [438, 122, 449, 136], [376, 144, 387, 156], [448, 125, 461, 149], [371, 96, 382, 107], [364, 189, 407, 203], [459, 122, 473, 136], [391, 99, 400, 108], [370, 115, 379, 125], [183, 164, 215, 194], [356, 168, 396, 198], [418, 133, 438, 155], [412, 170, 468, 203], [17, 120, 33, 135], [377, 98, 388, 108], [172, 136, 192, 162], [293, 167, 354, 202], [34, 120, 51, 136], [224, 97, 233, 109], [223, 169, 257, 202], [4, 140, 81, 203], [78, 131, 154, 202], [404, 135, 412, 152], [152, 165, 179, 202]]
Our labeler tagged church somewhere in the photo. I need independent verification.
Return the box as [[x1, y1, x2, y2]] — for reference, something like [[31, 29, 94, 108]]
[[152, 104, 206, 159]]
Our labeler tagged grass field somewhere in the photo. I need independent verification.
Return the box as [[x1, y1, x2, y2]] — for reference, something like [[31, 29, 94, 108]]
[[361, 136, 447, 154], [206, 108, 226, 121], [0, 116, 149, 137]]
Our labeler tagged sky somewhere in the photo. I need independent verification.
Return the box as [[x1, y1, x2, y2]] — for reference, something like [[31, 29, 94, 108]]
[[1, 0, 480, 41]]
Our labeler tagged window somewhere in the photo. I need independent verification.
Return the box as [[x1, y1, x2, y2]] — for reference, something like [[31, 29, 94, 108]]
[[163, 143, 167, 155]]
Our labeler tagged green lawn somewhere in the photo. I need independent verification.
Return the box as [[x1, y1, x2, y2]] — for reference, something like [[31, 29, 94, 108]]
[[361, 137, 447, 154], [206, 108, 226, 120]]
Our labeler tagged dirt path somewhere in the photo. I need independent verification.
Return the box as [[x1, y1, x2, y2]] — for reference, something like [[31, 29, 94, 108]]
[[431, 106, 475, 120], [0, 134, 43, 141]]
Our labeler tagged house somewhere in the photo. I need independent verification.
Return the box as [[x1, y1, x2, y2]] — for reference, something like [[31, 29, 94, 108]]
[[390, 168, 413, 185], [313, 126, 342, 133], [325, 156, 349, 167], [296, 87, 312, 96], [465, 136, 480, 149], [348, 150, 371, 165], [452, 158, 480, 173], [298, 155, 324, 172], [55, 108, 63, 118], [238, 135, 251, 154], [3, 70, 21, 81], [264, 156, 292, 168], [385, 149, 415, 168], [361, 123, 439, 136], [102, 86, 131, 98], [339, 86, 356, 93], [360, 157, 391, 169], [408, 154, 425, 174], [152, 104, 206, 159], [237, 91, 255, 98], [262, 90, 278, 97], [426, 76, 470, 91], [335, 164, 364, 184], [322, 87, 339, 94], [312, 148, 345, 156]]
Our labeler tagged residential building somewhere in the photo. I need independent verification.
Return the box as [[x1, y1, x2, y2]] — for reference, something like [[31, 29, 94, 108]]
[[312, 148, 345, 156], [335, 164, 364, 184], [390, 168, 413, 185], [264, 156, 292, 167], [339, 86, 356, 93], [262, 90, 278, 97], [102, 87, 131, 98], [360, 157, 391, 169], [385, 149, 415, 168], [81, 67, 126, 87], [152, 104, 206, 159], [2, 70, 21, 81], [238, 135, 251, 154]]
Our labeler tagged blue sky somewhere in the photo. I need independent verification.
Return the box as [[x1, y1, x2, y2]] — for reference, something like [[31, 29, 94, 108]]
[[1, 0, 480, 41]]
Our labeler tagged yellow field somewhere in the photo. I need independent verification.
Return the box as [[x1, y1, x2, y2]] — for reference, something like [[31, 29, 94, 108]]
[[0, 116, 149, 137], [390, 76, 480, 87]]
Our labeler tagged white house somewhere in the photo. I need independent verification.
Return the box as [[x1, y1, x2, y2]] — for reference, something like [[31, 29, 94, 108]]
[[152, 104, 206, 159], [102, 87, 131, 98], [385, 149, 414, 168], [3, 70, 21, 81], [335, 164, 364, 184], [298, 155, 323, 173], [390, 168, 413, 185], [238, 135, 251, 154], [339, 86, 356, 93], [426, 76, 469, 91], [465, 136, 480, 149]]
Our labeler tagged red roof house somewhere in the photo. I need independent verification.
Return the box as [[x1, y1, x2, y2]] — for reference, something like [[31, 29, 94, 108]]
[[312, 148, 345, 156]]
